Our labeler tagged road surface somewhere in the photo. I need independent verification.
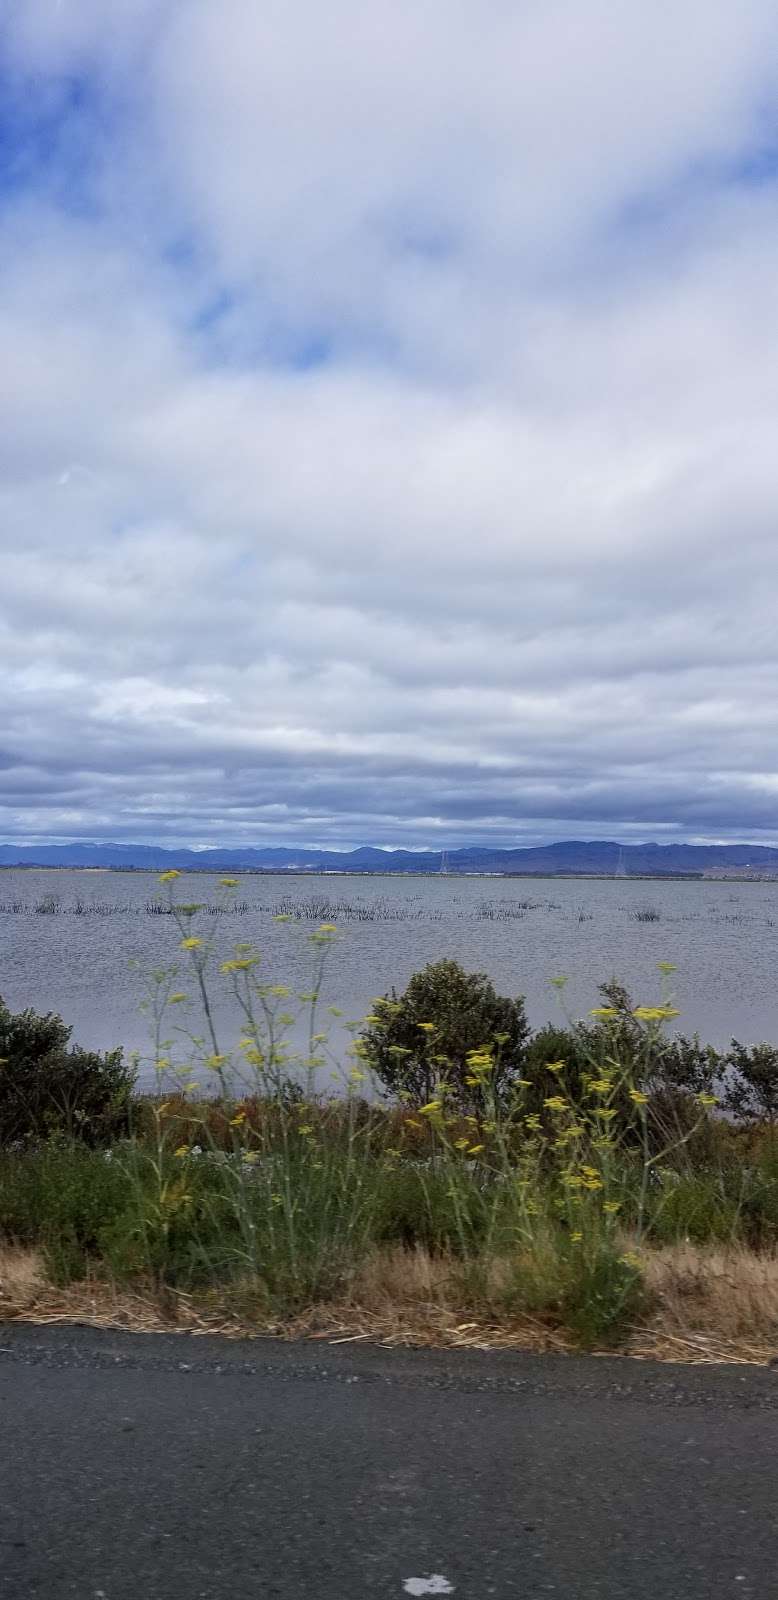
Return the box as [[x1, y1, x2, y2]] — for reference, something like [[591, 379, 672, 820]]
[[1, 1324, 777, 1598]]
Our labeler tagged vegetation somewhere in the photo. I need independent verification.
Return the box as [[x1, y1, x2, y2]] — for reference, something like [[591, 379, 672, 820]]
[[359, 958, 530, 1115], [0, 994, 134, 1147], [2, 873, 778, 1354]]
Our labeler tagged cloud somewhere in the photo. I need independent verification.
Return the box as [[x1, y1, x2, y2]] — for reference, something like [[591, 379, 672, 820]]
[[2, 1, 778, 846]]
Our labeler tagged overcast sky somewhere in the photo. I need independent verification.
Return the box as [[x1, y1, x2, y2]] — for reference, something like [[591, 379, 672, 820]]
[[2, 1, 778, 849]]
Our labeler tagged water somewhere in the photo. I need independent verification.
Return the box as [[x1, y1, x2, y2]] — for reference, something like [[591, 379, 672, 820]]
[[1, 869, 777, 1083]]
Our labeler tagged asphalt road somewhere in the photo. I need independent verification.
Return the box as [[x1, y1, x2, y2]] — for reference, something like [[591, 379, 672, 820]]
[[1, 1326, 777, 1599]]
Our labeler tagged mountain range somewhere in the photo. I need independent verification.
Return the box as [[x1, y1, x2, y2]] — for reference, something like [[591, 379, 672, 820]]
[[2, 840, 778, 876]]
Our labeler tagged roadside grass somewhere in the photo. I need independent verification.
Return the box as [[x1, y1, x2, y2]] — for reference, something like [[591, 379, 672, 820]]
[[2, 1124, 778, 1355], [3, 1235, 777, 1365]]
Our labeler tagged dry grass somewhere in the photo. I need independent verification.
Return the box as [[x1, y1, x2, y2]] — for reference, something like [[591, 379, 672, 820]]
[[634, 1242, 778, 1364], [0, 1242, 46, 1313], [2, 1241, 777, 1364]]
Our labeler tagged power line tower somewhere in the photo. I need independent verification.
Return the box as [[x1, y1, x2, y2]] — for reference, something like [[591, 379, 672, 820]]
[[439, 850, 450, 875], [615, 846, 627, 879]]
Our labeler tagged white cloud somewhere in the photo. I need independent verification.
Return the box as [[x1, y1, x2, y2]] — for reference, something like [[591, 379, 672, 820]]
[[2, 3, 778, 845]]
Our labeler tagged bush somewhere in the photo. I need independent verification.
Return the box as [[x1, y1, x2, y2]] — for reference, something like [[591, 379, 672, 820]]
[[0, 994, 135, 1147], [723, 1041, 778, 1129], [359, 959, 530, 1116], [0, 1143, 133, 1281], [372, 1162, 490, 1254], [560, 1241, 647, 1348]]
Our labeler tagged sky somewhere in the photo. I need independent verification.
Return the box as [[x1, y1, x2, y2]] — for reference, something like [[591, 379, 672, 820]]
[[2, 1, 778, 851]]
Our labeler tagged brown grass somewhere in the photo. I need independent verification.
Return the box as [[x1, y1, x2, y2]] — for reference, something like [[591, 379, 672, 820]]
[[2, 1242, 777, 1364], [634, 1243, 778, 1364], [0, 1242, 47, 1313]]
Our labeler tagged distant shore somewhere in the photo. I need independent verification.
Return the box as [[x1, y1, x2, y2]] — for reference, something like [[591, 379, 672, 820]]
[[4, 864, 777, 882]]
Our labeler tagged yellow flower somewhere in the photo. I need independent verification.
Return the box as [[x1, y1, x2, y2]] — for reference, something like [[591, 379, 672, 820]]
[[269, 984, 291, 998], [317, 923, 338, 933], [620, 1251, 642, 1270], [629, 1089, 649, 1105], [417, 1021, 436, 1033], [657, 961, 677, 974], [603, 1200, 621, 1214], [298, 1124, 314, 1137], [242, 1150, 259, 1165], [633, 1005, 678, 1022], [159, 869, 181, 883], [229, 1109, 247, 1127], [589, 1006, 618, 1018], [544, 1095, 567, 1112], [563, 1173, 584, 1188], [419, 1100, 442, 1116], [467, 1144, 485, 1155], [180, 936, 203, 950], [349, 1068, 367, 1083], [570, 1230, 583, 1243], [207, 1053, 228, 1069], [588, 1078, 612, 1094], [219, 877, 239, 887], [405, 1118, 422, 1129], [454, 1138, 470, 1150], [595, 1107, 618, 1121], [169, 992, 187, 1004], [696, 1092, 719, 1107], [546, 1060, 565, 1072], [173, 1144, 189, 1158], [582, 1176, 604, 1191]]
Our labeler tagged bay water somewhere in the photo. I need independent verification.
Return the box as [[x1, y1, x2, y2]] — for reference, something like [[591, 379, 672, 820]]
[[1, 869, 776, 1085]]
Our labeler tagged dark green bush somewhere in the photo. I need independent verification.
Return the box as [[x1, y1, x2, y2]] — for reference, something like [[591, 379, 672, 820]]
[[359, 958, 529, 1115], [0, 994, 134, 1147], [723, 1041, 778, 1129]]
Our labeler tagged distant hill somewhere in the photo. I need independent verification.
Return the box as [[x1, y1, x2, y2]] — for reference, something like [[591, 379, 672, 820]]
[[3, 839, 778, 876]]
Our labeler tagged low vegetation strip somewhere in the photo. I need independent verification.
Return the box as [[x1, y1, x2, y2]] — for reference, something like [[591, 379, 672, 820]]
[[1, 873, 778, 1359]]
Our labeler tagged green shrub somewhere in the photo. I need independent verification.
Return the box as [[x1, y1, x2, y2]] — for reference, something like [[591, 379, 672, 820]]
[[359, 959, 529, 1115], [560, 1241, 647, 1348], [724, 1041, 778, 1129], [644, 1170, 741, 1245], [372, 1161, 490, 1254], [734, 1145, 778, 1247], [0, 1143, 132, 1281], [0, 994, 134, 1147]]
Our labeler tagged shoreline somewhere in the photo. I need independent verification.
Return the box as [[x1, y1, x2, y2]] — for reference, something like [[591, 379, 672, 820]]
[[4, 865, 775, 882]]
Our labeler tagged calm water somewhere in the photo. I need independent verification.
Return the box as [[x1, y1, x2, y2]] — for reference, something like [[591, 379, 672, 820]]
[[1, 870, 777, 1083]]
